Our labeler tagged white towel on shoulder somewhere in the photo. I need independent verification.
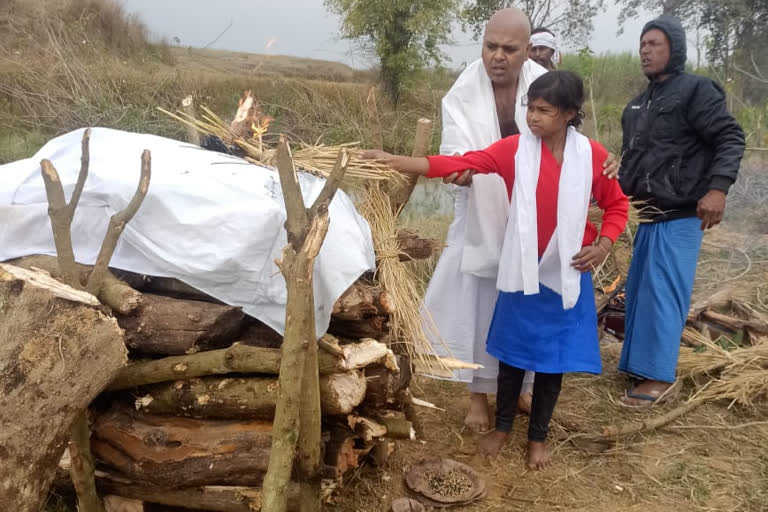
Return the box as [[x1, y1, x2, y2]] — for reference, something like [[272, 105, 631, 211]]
[[439, 58, 548, 279], [496, 127, 593, 309]]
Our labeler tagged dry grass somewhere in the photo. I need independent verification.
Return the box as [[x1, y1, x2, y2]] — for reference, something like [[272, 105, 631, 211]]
[[331, 344, 768, 512]]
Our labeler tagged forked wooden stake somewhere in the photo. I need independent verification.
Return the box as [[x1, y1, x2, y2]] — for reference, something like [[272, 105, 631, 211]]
[[262, 138, 349, 512], [39, 131, 152, 512]]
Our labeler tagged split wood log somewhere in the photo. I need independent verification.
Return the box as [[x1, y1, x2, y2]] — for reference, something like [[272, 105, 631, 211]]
[[109, 338, 396, 390], [363, 355, 410, 409], [117, 293, 246, 355], [91, 407, 274, 487], [6, 255, 142, 315], [332, 281, 394, 321], [0, 264, 127, 512], [263, 139, 349, 512], [135, 371, 366, 418], [387, 118, 434, 215], [322, 429, 372, 479], [96, 479, 300, 512]]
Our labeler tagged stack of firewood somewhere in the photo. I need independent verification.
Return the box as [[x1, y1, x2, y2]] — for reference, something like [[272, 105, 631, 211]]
[[8, 245, 441, 510], [12, 217, 442, 511]]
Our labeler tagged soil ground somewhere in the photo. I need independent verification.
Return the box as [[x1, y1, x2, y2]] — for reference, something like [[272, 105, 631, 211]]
[[332, 344, 768, 512]]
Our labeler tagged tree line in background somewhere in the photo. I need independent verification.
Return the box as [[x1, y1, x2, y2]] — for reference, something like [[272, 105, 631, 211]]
[[326, 0, 768, 114]]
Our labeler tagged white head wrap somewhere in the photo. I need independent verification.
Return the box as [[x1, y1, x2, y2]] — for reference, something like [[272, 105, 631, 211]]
[[530, 31, 560, 66]]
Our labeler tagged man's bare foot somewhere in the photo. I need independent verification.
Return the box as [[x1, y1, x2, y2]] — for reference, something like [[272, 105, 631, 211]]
[[526, 440, 551, 470], [620, 379, 675, 407], [478, 430, 508, 459], [464, 393, 491, 433], [517, 392, 532, 415]]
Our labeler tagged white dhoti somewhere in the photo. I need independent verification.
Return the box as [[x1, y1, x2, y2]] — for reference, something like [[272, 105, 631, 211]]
[[423, 59, 548, 394]]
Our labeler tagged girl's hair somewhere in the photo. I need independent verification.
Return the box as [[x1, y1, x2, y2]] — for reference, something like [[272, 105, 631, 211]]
[[526, 70, 585, 128]]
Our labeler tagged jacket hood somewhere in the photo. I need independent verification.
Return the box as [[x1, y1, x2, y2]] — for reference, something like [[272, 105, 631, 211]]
[[642, 15, 687, 75]]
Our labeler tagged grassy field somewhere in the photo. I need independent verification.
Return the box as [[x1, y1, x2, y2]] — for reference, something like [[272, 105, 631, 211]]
[[4, 1, 768, 512]]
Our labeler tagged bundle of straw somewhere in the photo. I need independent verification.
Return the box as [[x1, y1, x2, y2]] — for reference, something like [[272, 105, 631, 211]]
[[158, 106, 404, 184], [357, 182, 447, 375], [676, 331, 768, 407]]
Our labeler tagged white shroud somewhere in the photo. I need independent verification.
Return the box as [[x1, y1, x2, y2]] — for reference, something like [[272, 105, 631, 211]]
[[0, 127, 375, 338]]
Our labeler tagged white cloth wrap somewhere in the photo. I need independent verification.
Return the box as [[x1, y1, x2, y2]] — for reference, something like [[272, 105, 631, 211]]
[[0, 127, 376, 338]]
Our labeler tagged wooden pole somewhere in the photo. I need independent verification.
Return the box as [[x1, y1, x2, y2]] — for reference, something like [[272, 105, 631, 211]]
[[387, 118, 433, 215], [181, 95, 201, 146], [261, 139, 349, 512], [69, 414, 106, 512], [38, 134, 150, 512]]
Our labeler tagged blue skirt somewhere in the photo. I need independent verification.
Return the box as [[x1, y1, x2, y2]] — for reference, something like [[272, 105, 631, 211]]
[[486, 271, 601, 374]]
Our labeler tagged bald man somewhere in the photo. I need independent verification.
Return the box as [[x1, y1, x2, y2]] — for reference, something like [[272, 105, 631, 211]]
[[425, 8, 619, 434]]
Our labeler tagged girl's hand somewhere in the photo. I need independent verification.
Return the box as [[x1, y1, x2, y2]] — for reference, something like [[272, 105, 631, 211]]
[[571, 244, 609, 272], [361, 149, 393, 163]]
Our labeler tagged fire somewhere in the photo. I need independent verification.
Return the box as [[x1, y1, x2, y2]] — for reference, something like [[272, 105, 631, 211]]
[[251, 117, 272, 138], [265, 37, 277, 50]]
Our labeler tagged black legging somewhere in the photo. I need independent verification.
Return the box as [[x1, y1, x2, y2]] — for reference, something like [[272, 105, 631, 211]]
[[495, 362, 563, 442]]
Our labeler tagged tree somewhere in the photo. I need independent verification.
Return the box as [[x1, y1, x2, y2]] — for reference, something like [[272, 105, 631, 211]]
[[461, 0, 604, 48], [325, 0, 461, 103]]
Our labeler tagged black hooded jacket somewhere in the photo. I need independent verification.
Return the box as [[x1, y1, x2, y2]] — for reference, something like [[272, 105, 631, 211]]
[[618, 15, 745, 222]]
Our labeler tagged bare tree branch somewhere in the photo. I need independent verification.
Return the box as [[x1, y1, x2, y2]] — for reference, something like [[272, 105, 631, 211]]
[[309, 148, 350, 218], [275, 137, 309, 247], [39, 128, 92, 288], [86, 150, 151, 295]]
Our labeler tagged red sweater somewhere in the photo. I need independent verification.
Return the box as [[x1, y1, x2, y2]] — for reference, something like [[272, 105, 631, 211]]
[[427, 135, 629, 257]]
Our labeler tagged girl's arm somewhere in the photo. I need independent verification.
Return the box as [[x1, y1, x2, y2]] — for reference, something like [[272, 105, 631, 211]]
[[361, 150, 430, 175], [362, 136, 517, 181]]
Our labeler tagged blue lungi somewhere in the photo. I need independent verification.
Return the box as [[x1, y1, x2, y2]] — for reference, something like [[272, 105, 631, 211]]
[[486, 271, 602, 375], [618, 217, 703, 383]]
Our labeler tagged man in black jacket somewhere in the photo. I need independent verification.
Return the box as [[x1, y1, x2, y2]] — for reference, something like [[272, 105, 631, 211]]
[[617, 15, 745, 407]]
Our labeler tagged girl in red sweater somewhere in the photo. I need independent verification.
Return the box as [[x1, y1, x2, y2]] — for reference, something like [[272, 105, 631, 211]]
[[364, 71, 628, 470]]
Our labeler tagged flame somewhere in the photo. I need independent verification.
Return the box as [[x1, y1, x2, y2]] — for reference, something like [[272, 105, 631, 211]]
[[251, 117, 272, 138], [265, 37, 277, 50]]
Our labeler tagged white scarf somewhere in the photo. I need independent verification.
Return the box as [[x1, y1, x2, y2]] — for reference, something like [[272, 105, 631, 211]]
[[439, 59, 548, 279], [496, 127, 592, 309], [530, 32, 561, 67]]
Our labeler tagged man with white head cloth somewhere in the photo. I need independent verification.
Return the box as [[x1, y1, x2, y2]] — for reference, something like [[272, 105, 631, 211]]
[[425, 8, 618, 433], [529, 27, 560, 70]]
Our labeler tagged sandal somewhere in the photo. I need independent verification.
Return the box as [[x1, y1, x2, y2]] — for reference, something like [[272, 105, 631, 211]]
[[618, 380, 679, 409]]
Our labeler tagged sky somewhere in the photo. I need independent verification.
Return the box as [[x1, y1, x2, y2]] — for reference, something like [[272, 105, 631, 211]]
[[118, 0, 652, 69]]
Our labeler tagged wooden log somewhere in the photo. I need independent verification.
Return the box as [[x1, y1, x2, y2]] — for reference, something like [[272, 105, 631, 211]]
[[109, 338, 396, 390], [364, 354, 410, 408], [0, 264, 127, 512], [263, 140, 349, 512], [328, 315, 389, 339], [91, 407, 275, 488], [110, 270, 224, 304], [135, 371, 366, 418], [377, 413, 416, 440], [118, 293, 246, 355], [701, 309, 768, 335], [396, 228, 440, 262], [97, 479, 300, 512], [7, 255, 142, 315], [332, 281, 394, 321]]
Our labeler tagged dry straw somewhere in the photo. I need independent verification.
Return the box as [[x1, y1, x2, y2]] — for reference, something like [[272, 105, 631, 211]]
[[357, 182, 448, 375], [157, 106, 405, 184]]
